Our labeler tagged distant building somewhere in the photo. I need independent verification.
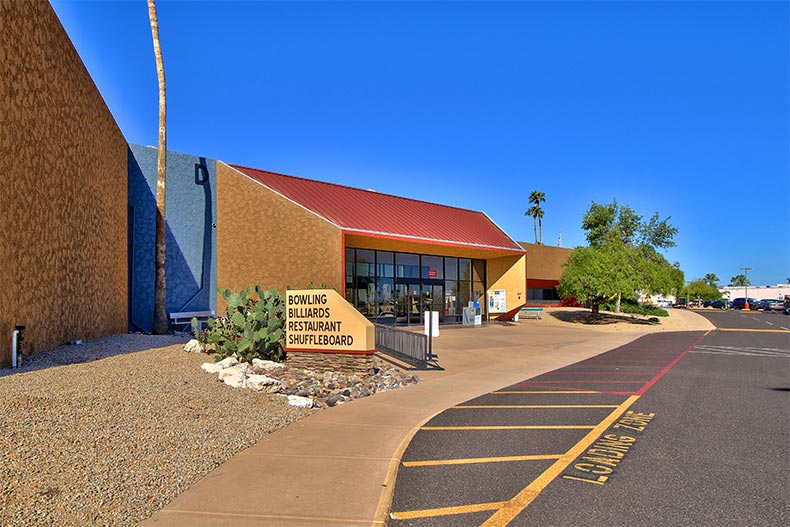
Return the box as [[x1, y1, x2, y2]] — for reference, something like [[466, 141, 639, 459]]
[[518, 242, 573, 305], [719, 284, 790, 301]]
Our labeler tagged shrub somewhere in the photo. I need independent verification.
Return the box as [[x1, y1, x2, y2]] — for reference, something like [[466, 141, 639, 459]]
[[194, 286, 285, 363], [601, 298, 669, 317]]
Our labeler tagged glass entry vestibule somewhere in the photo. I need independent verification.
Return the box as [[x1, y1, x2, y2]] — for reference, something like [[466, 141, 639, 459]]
[[345, 248, 486, 325]]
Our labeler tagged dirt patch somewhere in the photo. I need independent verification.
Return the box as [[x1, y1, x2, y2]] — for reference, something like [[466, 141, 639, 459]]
[[549, 309, 660, 326], [533, 306, 718, 334]]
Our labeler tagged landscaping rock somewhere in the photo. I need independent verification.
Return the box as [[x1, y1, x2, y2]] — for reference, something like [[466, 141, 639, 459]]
[[287, 395, 315, 408], [200, 355, 421, 408]]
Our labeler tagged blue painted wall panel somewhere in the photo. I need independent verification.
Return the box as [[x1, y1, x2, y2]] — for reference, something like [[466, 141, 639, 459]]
[[128, 145, 216, 332]]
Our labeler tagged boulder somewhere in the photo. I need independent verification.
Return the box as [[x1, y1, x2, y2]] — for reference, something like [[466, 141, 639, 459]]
[[247, 374, 281, 391], [252, 358, 285, 370], [287, 395, 315, 408], [201, 362, 223, 374], [216, 357, 238, 369], [184, 339, 203, 353], [219, 365, 248, 388]]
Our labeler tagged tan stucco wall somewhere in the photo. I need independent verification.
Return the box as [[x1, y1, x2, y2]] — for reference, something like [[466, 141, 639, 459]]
[[343, 233, 523, 261], [215, 163, 344, 303], [0, 0, 128, 363], [487, 255, 527, 312], [519, 242, 573, 281]]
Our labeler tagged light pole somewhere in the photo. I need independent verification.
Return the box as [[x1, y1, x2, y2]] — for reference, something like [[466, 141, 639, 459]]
[[740, 267, 752, 309]]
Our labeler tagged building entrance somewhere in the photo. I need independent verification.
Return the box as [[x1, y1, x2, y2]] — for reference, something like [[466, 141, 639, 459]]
[[345, 248, 486, 326], [394, 281, 443, 325]]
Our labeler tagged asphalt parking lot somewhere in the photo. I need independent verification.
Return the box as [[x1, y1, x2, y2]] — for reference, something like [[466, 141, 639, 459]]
[[389, 311, 789, 527], [389, 331, 707, 526]]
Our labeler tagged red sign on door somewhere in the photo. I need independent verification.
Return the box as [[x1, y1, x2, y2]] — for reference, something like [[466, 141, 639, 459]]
[[428, 269, 438, 277]]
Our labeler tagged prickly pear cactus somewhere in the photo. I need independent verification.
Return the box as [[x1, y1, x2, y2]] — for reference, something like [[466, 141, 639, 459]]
[[194, 285, 286, 363]]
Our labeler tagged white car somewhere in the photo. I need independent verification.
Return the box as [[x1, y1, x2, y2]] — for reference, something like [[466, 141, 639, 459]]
[[657, 299, 673, 308]]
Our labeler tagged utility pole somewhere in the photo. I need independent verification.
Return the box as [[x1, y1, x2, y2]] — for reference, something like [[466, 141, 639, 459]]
[[740, 267, 752, 309]]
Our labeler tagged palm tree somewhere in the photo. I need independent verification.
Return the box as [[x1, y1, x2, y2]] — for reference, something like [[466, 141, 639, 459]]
[[704, 273, 719, 286], [525, 205, 539, 243], [525, 190, 546, 244], [148, 0, 168, 334]]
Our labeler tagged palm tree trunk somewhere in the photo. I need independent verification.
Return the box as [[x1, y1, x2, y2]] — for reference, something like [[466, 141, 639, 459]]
[[148, 0, 168, 334], [533, 216, 538, 244], [538, 217, 543, 244]]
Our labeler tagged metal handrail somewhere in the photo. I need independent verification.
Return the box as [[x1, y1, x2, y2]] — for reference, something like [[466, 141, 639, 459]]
[[374, 323, 440, 370]]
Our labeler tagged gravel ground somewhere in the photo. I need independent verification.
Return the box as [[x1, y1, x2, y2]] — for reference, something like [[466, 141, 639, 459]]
[[0, 334, 317, 526]]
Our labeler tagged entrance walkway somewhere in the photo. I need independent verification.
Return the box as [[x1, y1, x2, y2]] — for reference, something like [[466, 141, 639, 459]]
[[142, 309, 713, 526]]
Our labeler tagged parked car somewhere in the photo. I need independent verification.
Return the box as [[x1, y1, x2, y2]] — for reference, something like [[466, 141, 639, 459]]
[[656, 299, 673, 308], [730, 297, 759, 310], [759, 299, 783, 311], [673, 297, 687, 309], [708, 299, 727, 309]]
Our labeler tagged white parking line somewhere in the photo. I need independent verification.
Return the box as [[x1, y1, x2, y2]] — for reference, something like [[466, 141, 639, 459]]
[[691, 345, 790, 358]]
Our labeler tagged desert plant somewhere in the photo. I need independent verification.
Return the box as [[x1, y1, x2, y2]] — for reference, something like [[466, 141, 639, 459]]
[[194, 286, 285, 363]]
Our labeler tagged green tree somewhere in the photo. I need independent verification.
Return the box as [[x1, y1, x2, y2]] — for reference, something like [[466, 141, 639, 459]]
[[729, 274, 750, 286], [582, 200, 676, 249], [148, 0, 168, 334], [687, 279, 723, 301], [557, 240, 638, 320], [704, 273, 719, 286], [560, 200, 679, 318], [525, 190, 546, 244]]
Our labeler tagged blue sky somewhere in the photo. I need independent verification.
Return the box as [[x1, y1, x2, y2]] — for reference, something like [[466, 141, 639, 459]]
[[51, 0, 789, 287]]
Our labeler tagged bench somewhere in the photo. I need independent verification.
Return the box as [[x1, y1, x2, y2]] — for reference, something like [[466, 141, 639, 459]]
[[169, 310, 215, 331], [519, 307, 543, 320]]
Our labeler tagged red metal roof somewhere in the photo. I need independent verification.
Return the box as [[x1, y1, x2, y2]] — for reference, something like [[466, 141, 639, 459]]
[[230, 164, 524, 252]]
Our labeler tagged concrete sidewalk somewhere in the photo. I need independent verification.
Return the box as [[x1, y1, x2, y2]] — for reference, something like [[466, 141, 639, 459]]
[[142, 310, 713, 527]]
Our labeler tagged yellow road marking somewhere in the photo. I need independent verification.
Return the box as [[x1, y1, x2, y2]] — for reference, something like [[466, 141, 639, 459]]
[[454, 405, 619, 409], [717, 328, 790, 333], [481, 394, 640, 527], [390, 501, 507, 520], [492, 391, 601, 394], [562, 474, 608, 485], [402, 454, 561, 467], [422, 425, 596, 431]]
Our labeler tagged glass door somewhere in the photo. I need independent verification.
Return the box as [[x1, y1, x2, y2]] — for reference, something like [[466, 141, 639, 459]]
[[422, 284, 444, 324]]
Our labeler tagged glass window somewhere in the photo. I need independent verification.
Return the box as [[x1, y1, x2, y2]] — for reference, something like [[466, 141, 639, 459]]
[[345, 248, 355, 279], [474, 282, 486, 313], [356, 249, 375, 277], [376, 278, 395, 316], [458, 281, 472, 309], [472, 260, 485, 282], [422, 255, 443, 279], [396, 253, 420, 279], [376, 251, 394, 277], [445, 280, 459, 316], [459, 259, 472, 281], [355, 283, 375, 316], [345, 284, 354, 305], [445, 258, 458, 280]]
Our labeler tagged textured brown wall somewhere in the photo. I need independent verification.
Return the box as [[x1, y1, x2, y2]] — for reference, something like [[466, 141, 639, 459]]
[[215, 163, 343, 304], [0, 0, 128, 363], [519, 242, 573, 280]]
